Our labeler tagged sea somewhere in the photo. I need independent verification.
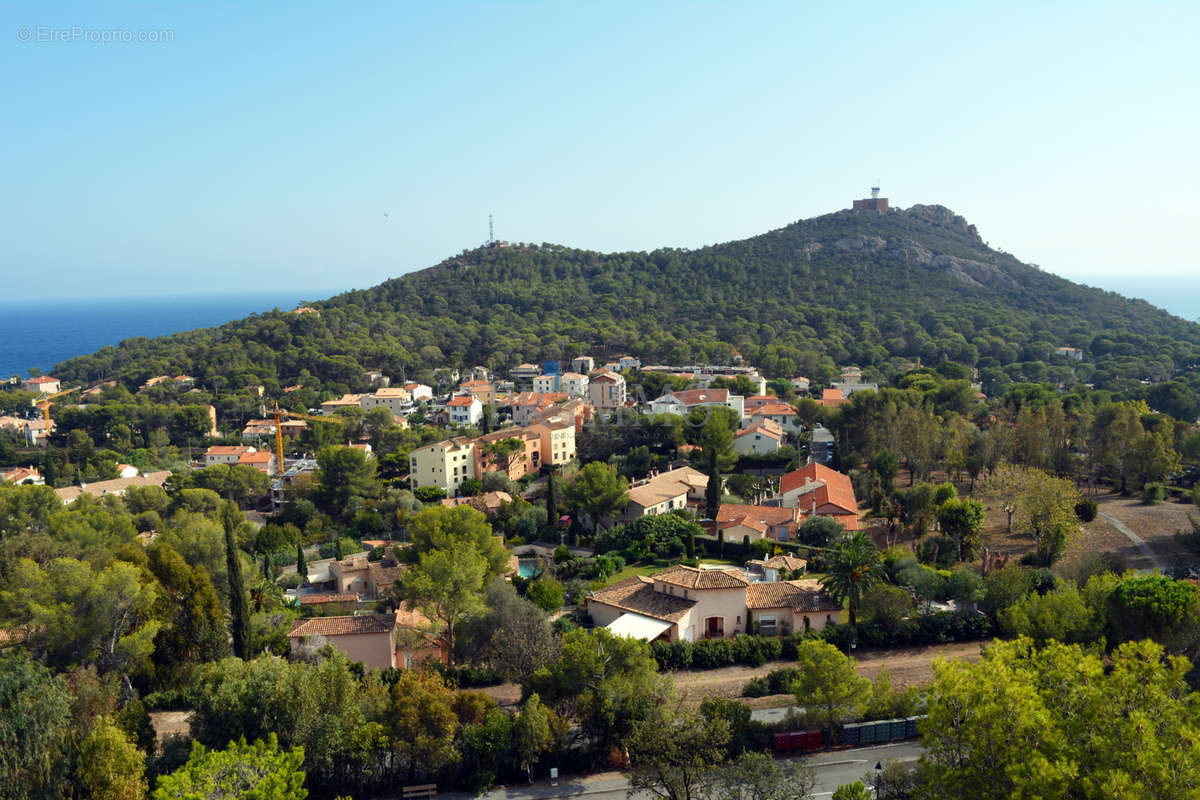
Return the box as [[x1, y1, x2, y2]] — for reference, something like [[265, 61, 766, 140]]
[[0, 291, 342, 378], [0, 281, 1198, 381]]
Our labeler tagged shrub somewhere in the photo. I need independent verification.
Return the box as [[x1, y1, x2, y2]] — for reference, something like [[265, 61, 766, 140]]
[[1141, 482, 1167, 505], [1074, 498, 1099, 523]]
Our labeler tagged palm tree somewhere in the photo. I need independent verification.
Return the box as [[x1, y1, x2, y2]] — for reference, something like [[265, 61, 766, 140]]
[[819, 530, 886, 628]]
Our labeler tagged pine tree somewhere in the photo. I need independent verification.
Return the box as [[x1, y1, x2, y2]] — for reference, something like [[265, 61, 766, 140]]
[[296, 544, 307, 584], [223, 509, 251, 658]]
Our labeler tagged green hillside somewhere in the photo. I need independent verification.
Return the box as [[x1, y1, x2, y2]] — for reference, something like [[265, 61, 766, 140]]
[[52, 204, 1200, 402]]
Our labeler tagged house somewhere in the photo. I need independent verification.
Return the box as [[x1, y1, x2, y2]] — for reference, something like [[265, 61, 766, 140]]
[[791, 377, 811, 393], [558, 371, 589, 398], [473, 429, 542, 480], [648, 389, 745, 420], [510, 392, 568, 426], [458, 380, 494, 405], [21, 376, 61, 395], [1, 466, 43, 485], [446, 394, 483, 426], [777, 462, 859, 530], [115, 464, 139, 479], [571, 356, 595, 374], [810, 425, 835, 464], [525, 414, 576, 466], [749, 403, 801, 433], [237, 450, 277, 476], [361, 387, 413, 415], [286, 607, 448, 671], [173, 375, 196, 388], [320, 394, 365, 415], [403, 383, 434, 403], [298, 593, 358, 616], [1060, 347, 1089, 364], [624, 466, 710, 521], [140, 375, 171, 391], [588, 371, 627, 411], [242, 418, 306, 440], [205, 445, 254, 467], [364, 369, 389, 387], [743, 396, 777, 414], [748, 554, 808, 582], [510, 363, 542, 384], [746, 580, 844, 636], [329, 557, 372, 595], [715, 503, 801, 542], [22, 418, 52, 446], [409, 437, 476, 494], [732, 419, 784, 456], [820, 388, 848, 407], [468, 366, 490, 382], [830, 381, 878, 397], [54, 471, 172, 504], [532, 397, 592, 432], [618, 355, 641, 370], [531, 374, 559, 394], [441, 491, 514, 517]]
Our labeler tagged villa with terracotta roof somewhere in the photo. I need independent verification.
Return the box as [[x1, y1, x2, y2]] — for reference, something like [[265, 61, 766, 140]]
[[623, 466, 710, 522], [714, 503, 801, 542], [1, 466, 43, 485], [286, 606, 447, 669], [587, 564, 841, 642], [820, 387, 848, 407], [749, 402, 801, 432], [509, 392, 569, 426], [588, 370, 627, 410], [320, 394, 366, 415], [238, 450, 277, 476], [648, 388, 745, 420], [732, 418, 784, 456], [777, 463, 859, 530], [55, 471, 172, 504], [21, 376, 61, 394], [204, 445, 254, 467], [446, 394, 483, 426]]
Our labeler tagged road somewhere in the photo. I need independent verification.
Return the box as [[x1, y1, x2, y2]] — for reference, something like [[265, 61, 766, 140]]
[[439, 741, 922, 799], [1098, 511, 1164, 571]]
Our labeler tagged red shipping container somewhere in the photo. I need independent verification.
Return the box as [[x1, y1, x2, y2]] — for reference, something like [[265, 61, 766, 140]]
[[805, 730, 822, 751], [788, 732, 806, 751], [773, 733, 791, 753]]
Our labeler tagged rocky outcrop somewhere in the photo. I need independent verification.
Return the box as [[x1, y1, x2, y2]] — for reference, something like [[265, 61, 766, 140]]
[[833, 235, 887, 253], [932, 254, 1019, 289], [902, 204, 983, 241]]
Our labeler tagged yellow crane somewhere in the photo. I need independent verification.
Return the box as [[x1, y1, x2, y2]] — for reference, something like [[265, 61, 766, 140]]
[[35, 386, 79, 440], [269, 403, 349, 469]]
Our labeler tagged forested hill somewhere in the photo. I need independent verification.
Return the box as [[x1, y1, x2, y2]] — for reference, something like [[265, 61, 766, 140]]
[[52, 204, 1200, 399]]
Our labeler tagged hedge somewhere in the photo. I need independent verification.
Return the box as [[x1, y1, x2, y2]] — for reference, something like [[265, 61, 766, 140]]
[[650, 612, 995, 674]]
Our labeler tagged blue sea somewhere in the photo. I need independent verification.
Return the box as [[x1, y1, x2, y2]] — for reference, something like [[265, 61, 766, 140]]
[[0, 291, 342, 378]]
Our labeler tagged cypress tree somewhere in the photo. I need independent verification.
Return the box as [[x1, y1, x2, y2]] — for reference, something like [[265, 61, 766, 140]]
[[705, 449, 721, 520], [223, 511, 251, 658], [687, 531, 696, 559], [546, 469, 558, 535], [296, 544, 307, 583]]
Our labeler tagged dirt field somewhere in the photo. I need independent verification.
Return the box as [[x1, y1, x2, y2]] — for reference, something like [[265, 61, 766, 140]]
[[149, 710, 192, 743], [673, 641, 986, 706]]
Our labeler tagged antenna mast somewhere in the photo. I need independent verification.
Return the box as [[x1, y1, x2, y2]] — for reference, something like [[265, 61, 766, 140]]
[[488, 213, 495, 246]]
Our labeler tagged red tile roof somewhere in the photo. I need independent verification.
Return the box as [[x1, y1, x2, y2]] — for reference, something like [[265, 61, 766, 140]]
[[669, 389, 729, 406], [820, 388, 847, 406], [746, 580, 841, 611], [716, 503, 796, 527], [779, 463, 859, 528], [287, 614, 395, 637], [588, 577, 695, 622], [754, 403, 796, 417], [447, 395, 477, 407], [654, 564, 748, 590]]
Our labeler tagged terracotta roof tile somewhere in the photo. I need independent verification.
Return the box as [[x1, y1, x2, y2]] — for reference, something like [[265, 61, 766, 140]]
[[654, 564, 748, 590], [298, 592, 358, 605], [716, 503, 796, 527], [779, 463, 859, 526], [287, 614, 395, 638], [589, 576, 695, 622], [746, 580, 840, 611]]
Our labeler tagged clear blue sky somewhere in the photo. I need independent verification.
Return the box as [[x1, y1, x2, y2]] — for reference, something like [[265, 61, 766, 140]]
[[3, 1, 1197, 301]]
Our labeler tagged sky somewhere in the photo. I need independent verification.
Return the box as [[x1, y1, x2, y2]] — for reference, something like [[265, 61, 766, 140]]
[[2, 1, 1198, 304]]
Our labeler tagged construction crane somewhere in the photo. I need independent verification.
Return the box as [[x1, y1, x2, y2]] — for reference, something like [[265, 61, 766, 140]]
[[268, 403, 350, 470], [35, 386, 79, 441]]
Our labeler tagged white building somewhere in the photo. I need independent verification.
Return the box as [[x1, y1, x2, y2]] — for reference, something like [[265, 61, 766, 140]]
[[532, 374, 559, 394], [732, 419, 784, 456], [361, 387, 413, 414], [589, 371, 627, 411], [403, 383, 434, 403], [446, 394, 483, 426], [648, 389, 745, 421], [558, 371, 589, 398], [409, 438, 476, 494]]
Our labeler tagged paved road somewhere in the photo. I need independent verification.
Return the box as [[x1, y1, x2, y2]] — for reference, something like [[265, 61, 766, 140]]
[[1098, 511, 1164, 571], [440, 741, 923, 799]]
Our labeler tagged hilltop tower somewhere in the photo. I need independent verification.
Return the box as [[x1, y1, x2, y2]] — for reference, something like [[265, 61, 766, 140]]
[[852, 185, 889, 213]]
